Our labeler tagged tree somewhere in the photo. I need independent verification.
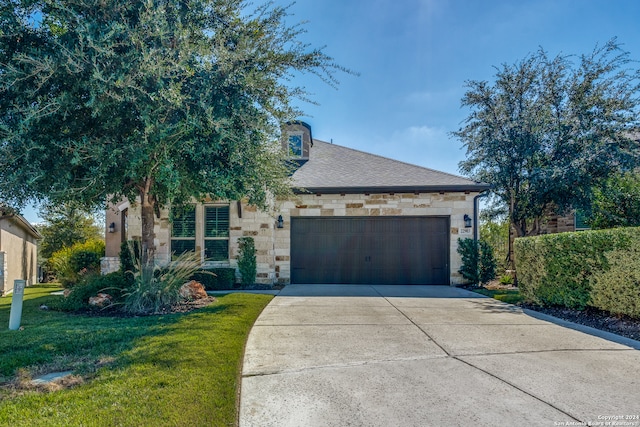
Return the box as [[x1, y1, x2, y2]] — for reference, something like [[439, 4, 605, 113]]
[[588, 168, 640, 229], [37, 202, 102, 263], [480, 218, 509, 271], [453, 40, 640, 266], [457, 238, 496, 285], [0, 0, 348, 272]]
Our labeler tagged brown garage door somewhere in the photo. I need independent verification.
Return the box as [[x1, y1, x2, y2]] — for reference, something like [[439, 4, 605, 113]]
[[291, 216, 449, 285]]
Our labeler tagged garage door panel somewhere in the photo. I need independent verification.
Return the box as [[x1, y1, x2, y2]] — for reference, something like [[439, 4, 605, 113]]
[[291, 217, 449, 285]]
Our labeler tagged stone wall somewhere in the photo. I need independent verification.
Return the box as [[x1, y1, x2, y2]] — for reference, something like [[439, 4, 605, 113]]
[[268, 192, 478, 285], [105, 191, 479, 286], [540, 212, 576, 234]]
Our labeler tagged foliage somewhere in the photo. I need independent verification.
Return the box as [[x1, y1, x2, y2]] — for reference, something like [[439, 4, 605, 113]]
[[237, 236, 257, 286], [590, 248, 640, 318], [0, 0, 352, 271], [472, 288, 523, 305], [119, 240, 141, 284], [36, 202, 102, 265], [53, 271, 127, 312], [480, 219, 510, 271], [453, 40, 640, 265], [0, 285, 273, 425], [514, 227, 640, 310], [122, 251, 202, 315], [588, 169, 640, 229], [49, 239, 105, 287], [457, 238, 497, 285], [499, 274, 514, 285], [192, 268, 236, 290]]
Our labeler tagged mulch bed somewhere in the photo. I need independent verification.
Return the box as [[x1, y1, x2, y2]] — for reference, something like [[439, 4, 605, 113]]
[[519, 303, 640, 342], [481, 282, 640, 342]]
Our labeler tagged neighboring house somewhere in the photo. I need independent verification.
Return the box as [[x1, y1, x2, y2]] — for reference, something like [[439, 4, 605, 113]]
[[540, 210, 590, 234], [0, 210, 41, 295], [103, 122, 489, 285]]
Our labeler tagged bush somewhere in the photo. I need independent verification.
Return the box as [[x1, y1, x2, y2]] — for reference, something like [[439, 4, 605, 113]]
[[457, 238, 496, 285], [515, 227, 640, 310], [237, 237, 257, 286], [50, 239, 105, 287], [119, 240, 141, 285], [123, 251, 202, 315], [53, 271, 127, 312], [191, 268, 236, 290], [499, 274, 514, 285], [590, 248, 640, 318]]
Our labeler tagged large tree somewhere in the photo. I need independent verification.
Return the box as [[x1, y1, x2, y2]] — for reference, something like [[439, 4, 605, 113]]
[[453, 40, 640, 265], [588, 168, 640, 229], [0, 0, 347, 270], [36, 202, 102, 262]]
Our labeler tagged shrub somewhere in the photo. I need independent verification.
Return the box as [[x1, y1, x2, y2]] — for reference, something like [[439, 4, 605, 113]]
[[50, 239, 105, 287], [457, 238, 496, 285], [499, 274, 514, 285], [515, 227, 640, 310], [54, 271, 127, 312], [119, 240, 140, 276], [191, 268, 236, 290], [237, 237, 257, 286], [122, 251, 202, 315], [590, 248, 640, 318]]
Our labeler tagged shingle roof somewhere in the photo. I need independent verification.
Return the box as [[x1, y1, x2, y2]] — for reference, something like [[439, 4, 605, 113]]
[[291, 140, 489, 194]]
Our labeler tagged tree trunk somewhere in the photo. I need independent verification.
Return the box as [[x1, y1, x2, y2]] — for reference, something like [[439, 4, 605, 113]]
[[138, 179, 156, 274]]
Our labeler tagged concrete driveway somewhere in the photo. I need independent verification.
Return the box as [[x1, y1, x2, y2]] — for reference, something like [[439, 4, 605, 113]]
[[239, 285, 640, 427]]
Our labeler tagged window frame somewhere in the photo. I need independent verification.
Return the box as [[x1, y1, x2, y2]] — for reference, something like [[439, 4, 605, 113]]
[[203, 204, 230, 262], [288, 132, 304, 158], [170, 203, 231, 264]]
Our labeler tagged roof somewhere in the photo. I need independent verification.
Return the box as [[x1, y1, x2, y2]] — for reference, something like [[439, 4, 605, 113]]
[[0, 211, 42, 239], [291, 140, 489, 194]]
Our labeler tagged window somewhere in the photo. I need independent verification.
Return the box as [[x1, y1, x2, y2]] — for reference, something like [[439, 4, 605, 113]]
[[171, 205, 196, 258], [574, 209, 590, 231], [288, 133, 303, 157], [170, 204, 230, 262], [204, 206, 229, 261]]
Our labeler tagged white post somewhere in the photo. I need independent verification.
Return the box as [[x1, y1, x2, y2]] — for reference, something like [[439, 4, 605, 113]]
[[9, 279, 26, 331]]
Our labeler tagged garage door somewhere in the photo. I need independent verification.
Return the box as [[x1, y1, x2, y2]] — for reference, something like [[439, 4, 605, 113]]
[[291, 217, 449, 285]]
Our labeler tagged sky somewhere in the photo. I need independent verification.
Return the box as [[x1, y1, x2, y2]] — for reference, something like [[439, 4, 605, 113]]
[[20, 0, 640, 223]]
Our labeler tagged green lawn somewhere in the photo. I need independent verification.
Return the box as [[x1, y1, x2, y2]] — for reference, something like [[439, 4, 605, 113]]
[[0, 284, 272, 427], [472, 287, 524, 305]]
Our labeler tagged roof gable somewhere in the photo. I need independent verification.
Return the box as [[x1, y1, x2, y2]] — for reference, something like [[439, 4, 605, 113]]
[[291, 140, 488, 194]]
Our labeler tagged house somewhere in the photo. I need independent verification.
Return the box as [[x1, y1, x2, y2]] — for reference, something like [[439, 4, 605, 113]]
[[102, 122, 489, 285], [0, 210, 41, 295], [540, 210, 590, 234]]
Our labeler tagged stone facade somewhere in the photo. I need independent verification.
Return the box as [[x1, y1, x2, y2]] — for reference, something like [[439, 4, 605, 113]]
[[103, 191, 478, 285]]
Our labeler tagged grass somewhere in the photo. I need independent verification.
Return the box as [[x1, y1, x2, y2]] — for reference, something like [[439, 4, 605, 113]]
[[0, 284, 273, 427], [472, 287, 524, 305]]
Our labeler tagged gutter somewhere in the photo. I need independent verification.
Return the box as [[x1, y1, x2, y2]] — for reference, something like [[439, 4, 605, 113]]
[[293, 183, 491, 195]]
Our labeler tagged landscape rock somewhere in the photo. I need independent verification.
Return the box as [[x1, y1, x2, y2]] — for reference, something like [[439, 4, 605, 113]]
[[180, 280, 208, 300], [88, 293, 113, 308]]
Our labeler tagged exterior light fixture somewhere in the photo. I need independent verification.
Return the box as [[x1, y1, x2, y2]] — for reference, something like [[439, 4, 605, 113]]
[[277, 215, 284, 229], [108, 222, 116, 233], [463, 214, 472, 228]]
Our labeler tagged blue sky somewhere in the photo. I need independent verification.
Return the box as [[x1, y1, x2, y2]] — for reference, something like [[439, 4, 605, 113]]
[[20, 0, 640, 223], [276, 0, 640, 174]]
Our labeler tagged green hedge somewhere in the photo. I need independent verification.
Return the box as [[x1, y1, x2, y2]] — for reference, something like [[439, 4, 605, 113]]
[[515, 227, 640, 314], [191, 268, 236, 290], [590, 247, 640, 318]]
